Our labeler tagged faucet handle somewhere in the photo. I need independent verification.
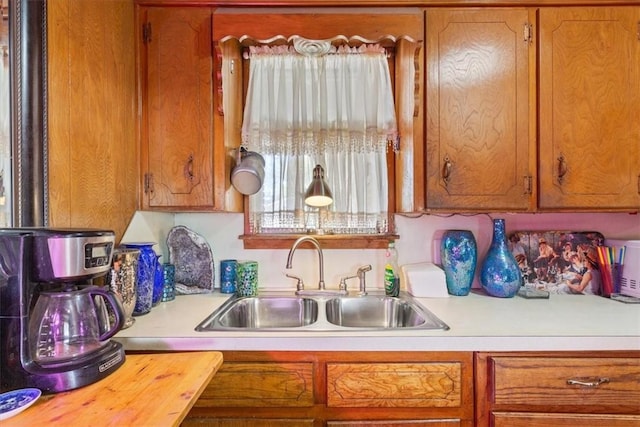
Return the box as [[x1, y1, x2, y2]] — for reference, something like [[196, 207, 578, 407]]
[[285, 273, 305, 291], [339, 274, 358, 292]]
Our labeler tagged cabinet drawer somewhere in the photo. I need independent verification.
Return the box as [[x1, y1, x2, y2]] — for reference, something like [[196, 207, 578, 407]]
[[195, 362, 314, 407], [493, 412, 640, 427], [184, 419, 316, 427], [327, 362, 462, 408], [492, 357, 640, 407], [328, 421, 462, 426]]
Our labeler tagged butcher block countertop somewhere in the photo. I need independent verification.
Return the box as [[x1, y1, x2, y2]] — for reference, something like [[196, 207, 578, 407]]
[[2, 351, 223, 427]]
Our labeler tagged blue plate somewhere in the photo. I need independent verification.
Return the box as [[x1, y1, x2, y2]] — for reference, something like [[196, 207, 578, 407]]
[[0, 388, 41, 420]]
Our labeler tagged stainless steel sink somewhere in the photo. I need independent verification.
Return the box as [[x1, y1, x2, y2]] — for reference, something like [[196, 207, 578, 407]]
[[195, 292, 449, 332], [325, 296, 448, 330], [195, 296, 318, 330]]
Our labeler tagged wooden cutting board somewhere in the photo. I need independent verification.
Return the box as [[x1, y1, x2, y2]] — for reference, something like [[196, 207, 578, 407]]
[[3, 351, 223, 426]]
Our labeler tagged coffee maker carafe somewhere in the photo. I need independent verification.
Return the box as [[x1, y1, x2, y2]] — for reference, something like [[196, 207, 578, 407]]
[[29, 286, 124, 364], [0, 228, 126, 393]]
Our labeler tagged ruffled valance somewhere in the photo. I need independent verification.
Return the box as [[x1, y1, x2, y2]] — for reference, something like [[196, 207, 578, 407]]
[[241, 43, 398, 155]]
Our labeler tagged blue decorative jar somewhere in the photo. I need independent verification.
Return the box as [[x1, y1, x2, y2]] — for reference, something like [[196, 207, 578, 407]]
[[440, 230, 477, 296], [480, 219, 522, 298], [152, 255, 164, 306], [122, 242, 157, 315], [161, 263, 176, 302]]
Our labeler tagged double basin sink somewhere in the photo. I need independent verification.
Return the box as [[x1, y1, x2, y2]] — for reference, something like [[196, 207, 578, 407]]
[[195, 292, 449, 332]]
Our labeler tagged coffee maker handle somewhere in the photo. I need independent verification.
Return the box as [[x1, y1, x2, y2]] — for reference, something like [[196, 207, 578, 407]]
[[90, 288, 126, 341]]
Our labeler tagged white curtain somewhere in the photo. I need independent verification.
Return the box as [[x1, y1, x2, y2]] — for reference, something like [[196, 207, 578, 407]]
[[241, 43, 397, 234]]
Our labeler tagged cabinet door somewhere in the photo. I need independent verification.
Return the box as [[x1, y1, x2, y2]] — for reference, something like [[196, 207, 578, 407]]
[[140, 7, 215, 209], [426, 9, 534, 211], [194, 362, 314, 408], [538, 7, 640, 210]]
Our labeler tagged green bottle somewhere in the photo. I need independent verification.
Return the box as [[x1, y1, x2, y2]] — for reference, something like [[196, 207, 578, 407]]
[[384, 241, 400, 297]]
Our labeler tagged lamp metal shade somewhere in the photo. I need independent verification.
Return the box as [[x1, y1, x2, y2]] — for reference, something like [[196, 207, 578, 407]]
[[305, 165, 333, 207]]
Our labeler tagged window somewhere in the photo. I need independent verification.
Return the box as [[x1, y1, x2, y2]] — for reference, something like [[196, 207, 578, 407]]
[[241, 41, 397, 236], [214, 9, 424, 248]]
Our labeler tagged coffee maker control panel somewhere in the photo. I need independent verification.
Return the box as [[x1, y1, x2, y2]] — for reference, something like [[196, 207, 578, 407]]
[[29, 229, 116, 281], [85, 242, 113, 268]]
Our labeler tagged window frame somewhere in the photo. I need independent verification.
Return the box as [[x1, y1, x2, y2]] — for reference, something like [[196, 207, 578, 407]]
[[213, 8, 423, 249]]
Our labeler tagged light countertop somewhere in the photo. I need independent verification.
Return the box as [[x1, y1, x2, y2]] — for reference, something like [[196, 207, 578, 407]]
[[114, 291, 640, 352]]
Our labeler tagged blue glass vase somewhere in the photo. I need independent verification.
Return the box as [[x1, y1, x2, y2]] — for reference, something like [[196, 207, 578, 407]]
[[122, 242, 157, 315], [480, 219, 522, 298], [152, 255, 163, 306], [440, 230, 477, 296]]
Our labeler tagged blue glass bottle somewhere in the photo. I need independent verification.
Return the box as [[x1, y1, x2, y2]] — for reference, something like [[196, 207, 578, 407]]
[[122, 242, 157, 315], [440, 230, 477, 296], [480, 219, 522, 298]]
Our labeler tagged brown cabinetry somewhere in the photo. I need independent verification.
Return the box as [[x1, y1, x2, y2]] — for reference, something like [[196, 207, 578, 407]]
[[184, 351, 474, 426], [134, 3, 640, 216], [48, 1, 137, 240], [425, 9, 535, 211], [138, 6, 238, 211], [475, 352, 640, 427], [425, 6, 640, 212], [538, 7, 640, 210]]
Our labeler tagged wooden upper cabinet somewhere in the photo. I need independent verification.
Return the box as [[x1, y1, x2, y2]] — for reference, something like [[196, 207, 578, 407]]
[[425, 9, 535, 212], [139, 7, 236, 211], [538, 7, 640, 211]]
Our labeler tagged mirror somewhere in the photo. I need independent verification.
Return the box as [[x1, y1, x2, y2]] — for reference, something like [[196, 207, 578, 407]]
[[1, 0, 47, 227]]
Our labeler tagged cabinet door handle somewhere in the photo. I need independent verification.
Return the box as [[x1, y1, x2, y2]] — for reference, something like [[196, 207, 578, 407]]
[[442, 155, 453, 185], [184, 155, 194, 181], [557, 154, 567, 184], [144, 173, 154, 195], [566, 377, 609, 387]]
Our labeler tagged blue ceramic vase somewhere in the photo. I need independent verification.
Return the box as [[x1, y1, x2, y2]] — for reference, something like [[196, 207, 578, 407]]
[[122, 242, 157, 315], [440, 230, 477, 296], [480, 219, 522, 298]]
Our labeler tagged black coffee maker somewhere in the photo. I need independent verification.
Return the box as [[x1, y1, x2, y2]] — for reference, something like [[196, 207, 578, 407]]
[[0, 228, 126, 393]]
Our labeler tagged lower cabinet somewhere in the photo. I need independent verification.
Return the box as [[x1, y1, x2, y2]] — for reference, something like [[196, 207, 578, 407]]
[[475, 351, 640, 427], [183, 351, 475, 426], [183, 350, 640, 426]]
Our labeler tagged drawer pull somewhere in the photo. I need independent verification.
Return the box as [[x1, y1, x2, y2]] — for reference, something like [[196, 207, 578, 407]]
[[566, 377, 609, 387]]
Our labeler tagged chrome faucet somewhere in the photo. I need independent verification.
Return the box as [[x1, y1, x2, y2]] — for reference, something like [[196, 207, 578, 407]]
[[286, 236, 326, 291]]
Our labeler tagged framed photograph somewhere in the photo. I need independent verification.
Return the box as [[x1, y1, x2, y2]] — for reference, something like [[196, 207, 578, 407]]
[[508, 231, 604, 295]]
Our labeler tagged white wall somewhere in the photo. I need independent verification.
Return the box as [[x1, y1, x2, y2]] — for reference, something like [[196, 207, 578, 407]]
[[122, 210, 639, 292]]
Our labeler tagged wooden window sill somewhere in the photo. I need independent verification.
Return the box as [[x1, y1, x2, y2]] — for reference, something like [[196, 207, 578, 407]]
[[240, 233, 399, 249]]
